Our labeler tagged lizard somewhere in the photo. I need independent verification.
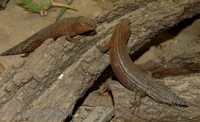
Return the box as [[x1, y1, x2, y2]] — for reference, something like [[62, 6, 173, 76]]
[[0, 16, 97, 57], [100, 18, 188, 107]]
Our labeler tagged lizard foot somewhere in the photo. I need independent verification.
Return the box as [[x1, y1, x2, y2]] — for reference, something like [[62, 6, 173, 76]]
[[130, 90, 146, 114]]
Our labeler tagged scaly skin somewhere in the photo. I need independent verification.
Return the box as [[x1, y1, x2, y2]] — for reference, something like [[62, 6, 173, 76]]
[[109, 19, 188, 107], [0, 16, 97, 56]]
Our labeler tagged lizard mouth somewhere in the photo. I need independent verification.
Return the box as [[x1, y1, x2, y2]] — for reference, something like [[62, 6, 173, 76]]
[[79, 30, 97, 36]]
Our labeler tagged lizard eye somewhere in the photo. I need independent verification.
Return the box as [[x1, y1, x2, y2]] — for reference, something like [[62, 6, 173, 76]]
[[81, 23, 93, 28]]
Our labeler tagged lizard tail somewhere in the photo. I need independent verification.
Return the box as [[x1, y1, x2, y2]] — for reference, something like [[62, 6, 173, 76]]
[[146, 79, 188, 107], [0, 44, 25, 56]]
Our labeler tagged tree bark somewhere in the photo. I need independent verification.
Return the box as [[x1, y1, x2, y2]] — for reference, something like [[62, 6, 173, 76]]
[[0, 0, 200, 121]]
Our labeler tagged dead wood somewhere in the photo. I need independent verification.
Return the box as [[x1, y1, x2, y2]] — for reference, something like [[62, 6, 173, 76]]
[[138, 27, 200, 78], [140, 51, 200, 78], [0, 0, 200, 121]]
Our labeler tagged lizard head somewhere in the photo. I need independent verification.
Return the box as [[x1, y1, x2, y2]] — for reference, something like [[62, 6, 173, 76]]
[[73, 16, 97, 34]]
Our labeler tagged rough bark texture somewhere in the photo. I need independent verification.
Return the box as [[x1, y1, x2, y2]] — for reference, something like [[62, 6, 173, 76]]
[[70, 90, 114, 122], [141, 47, 200, 78], [139, 27, 200, 78], [0, 0, 200, 121]]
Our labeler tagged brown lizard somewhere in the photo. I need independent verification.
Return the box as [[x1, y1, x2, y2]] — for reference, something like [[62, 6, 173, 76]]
[[101, 18, 188, 107], [0, 16, 97, 57]]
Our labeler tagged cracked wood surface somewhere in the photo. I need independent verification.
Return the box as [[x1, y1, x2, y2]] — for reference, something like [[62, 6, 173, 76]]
[[0, 0, 200, 121]]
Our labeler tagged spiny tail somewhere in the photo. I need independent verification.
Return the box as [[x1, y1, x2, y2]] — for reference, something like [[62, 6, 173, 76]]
[[157, 93, 188, 107], [130, 65, 188, 107], [147, 78, 188, 107]]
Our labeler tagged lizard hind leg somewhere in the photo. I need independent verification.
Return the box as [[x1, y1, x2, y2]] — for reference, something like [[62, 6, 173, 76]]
[[130, 90, 146, 114]]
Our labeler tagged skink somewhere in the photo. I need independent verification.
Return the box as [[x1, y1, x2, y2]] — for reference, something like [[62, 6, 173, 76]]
[[0, 16, 97, 56], [108, 19, 188, 107]]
